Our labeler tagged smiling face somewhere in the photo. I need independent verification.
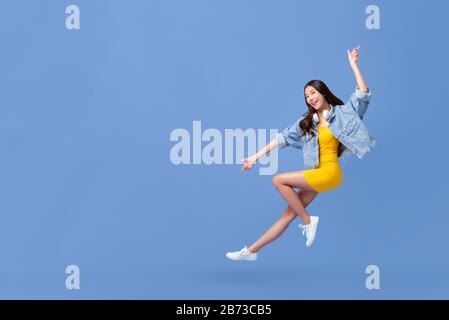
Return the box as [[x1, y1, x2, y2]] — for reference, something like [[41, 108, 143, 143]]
[[304, 85, 326, 111]]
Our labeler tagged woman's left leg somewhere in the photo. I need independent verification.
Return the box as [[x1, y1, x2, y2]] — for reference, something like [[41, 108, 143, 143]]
[[272, 170, 317, 225], [248, 188, 319, 253]]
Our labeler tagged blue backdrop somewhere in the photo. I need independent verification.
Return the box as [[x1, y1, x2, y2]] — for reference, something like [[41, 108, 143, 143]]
[[0, 0, 448, 299]]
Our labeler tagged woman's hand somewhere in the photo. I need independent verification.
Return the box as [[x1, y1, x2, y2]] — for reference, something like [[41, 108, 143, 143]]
[[347, 45, 361, 65], [240, 155, 258, 172]]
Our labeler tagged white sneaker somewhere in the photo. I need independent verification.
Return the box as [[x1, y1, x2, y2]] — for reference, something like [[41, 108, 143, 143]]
[[226, 246, 258, 261], [298, 216, 320, 247]]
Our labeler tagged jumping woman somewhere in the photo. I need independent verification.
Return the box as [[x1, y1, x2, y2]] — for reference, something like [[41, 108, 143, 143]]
[[226, 45, 375, 261]]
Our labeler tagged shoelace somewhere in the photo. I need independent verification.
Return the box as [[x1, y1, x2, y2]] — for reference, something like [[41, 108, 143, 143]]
[[298, 224, 309, 236], [240, 246, 250, 256]]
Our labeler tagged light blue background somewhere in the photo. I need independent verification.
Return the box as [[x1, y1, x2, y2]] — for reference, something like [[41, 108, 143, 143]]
[[0, 0, 448, 299]]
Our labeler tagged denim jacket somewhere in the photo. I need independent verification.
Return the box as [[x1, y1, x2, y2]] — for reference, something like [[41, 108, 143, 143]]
[[276, 87, 376, 169]]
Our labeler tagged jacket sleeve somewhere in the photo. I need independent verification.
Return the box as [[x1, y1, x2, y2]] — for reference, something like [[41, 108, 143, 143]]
[[275, 116, 305, 150], [346, 87, 372, 120]]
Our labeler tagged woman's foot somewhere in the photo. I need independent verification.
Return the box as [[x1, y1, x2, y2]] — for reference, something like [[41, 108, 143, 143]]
[[225, 246, 258, 261], [298, 216, 320, 247]]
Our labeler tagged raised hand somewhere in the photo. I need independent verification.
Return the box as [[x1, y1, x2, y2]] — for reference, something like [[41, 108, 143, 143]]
[[347, 45, 361, 65]]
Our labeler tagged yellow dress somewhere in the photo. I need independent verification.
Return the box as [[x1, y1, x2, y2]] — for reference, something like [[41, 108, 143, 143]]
[[302, 125, 343, 192]]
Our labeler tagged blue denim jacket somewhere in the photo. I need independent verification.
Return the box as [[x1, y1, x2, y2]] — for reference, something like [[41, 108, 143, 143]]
[[276, 87, 376, 169]]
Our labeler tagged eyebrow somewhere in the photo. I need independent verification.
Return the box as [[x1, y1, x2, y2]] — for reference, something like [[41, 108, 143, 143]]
[[305, 89, 315, 96]]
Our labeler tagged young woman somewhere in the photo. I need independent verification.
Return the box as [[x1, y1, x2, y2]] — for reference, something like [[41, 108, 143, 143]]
[[226, 46, 375, 261]]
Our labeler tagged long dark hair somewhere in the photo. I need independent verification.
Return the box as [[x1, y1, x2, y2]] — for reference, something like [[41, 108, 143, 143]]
[[299, 80, 344, 139]]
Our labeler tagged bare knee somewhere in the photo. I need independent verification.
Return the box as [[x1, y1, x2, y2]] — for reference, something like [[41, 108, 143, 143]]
[[272, 175, 283, 189]]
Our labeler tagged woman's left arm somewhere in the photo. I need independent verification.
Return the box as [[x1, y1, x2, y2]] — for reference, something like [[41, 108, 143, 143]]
[[345, 45, 372, 119], [347, 46, 368, 93]]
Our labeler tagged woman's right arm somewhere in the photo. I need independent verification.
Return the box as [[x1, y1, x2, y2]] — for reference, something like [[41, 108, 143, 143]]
[[240, 117, 304, 171], [240, 137, 279, 171]]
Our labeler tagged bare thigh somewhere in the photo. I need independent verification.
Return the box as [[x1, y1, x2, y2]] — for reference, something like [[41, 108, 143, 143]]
[[273, 170, 317, 192], [282, 188, 319, 220]]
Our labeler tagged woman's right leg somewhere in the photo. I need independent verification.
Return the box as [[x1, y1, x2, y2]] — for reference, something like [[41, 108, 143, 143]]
[[248, 189, 319, 253]]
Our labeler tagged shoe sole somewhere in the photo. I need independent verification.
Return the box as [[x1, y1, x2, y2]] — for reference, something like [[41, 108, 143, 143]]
[[226, 254, 257, 261]]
